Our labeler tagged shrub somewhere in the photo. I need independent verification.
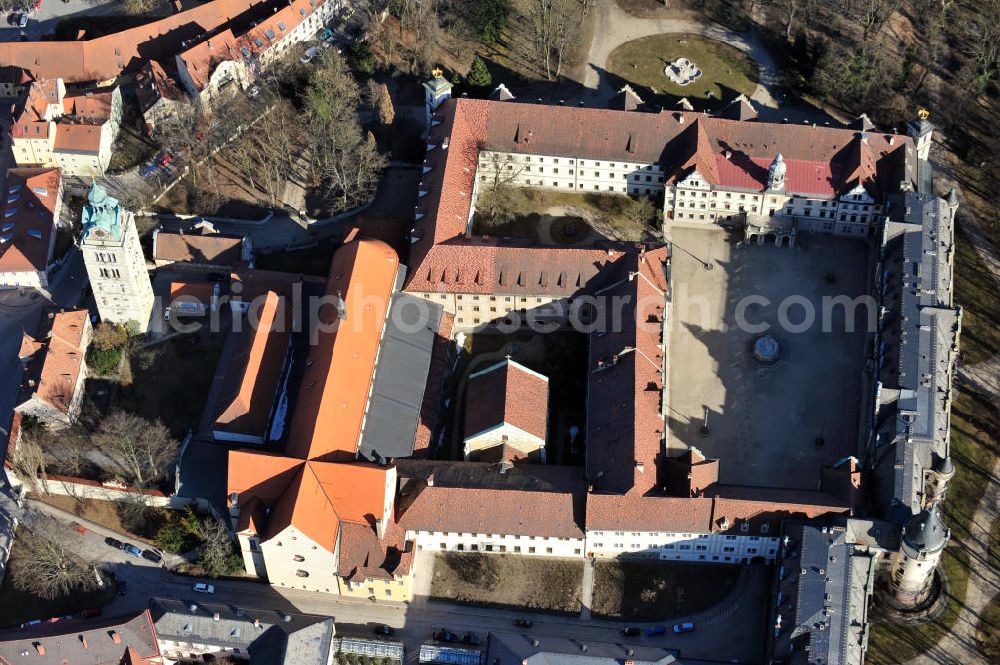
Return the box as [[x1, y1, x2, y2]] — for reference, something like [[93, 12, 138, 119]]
[[87, 346, 123, 376]]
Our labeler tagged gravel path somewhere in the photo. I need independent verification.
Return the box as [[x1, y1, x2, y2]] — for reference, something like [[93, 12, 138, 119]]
[[582, 4, 779, 108]]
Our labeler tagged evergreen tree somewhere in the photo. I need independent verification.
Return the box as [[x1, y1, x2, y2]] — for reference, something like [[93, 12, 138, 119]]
[[467, 56, 493, 88]]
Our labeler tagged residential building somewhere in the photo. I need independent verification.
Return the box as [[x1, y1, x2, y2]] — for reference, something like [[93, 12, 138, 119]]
[[150, 597, 335, 665], [10, 80, 123, 176], [463, 358, 549, 462], [152, 229, 251, 272], [0, 167, 63, 290], [0, 609, 162, 664], [80, 181, 155, 332], [134, 61, 188, 136], [15, 308, 93, 427], [0, 66, 30, 99]]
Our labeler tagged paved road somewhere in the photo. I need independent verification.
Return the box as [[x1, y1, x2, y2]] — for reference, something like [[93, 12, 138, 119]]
[[22, 501, 769, 663], [0, 0, 156, 41]]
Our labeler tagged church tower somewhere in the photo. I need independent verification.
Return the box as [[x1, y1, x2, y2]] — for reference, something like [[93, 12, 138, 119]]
[[889, 506, 948, 606], [907, 109, 934, 161], [80, 182, 154, 332], [422, 68, 453, 138]]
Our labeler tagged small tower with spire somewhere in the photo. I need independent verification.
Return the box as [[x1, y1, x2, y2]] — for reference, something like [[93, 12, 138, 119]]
[[889, 505, 949, 606], [423, 67, 453, 138], [80, 181, 154, 332], [907, 108, 934, 161], [766, 153, 786, 191]]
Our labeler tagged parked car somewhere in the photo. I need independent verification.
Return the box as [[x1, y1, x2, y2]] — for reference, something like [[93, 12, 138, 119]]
[[373, 624, 394, 636], [620, 627, 640, 637], [672, 622, 696, 634], [513, 618, 533, 628], [104, 536, 123, 549], [121, 544, 142, 557], [163, 306, 171, 321], [461, 632, 481, 646], [300, 46, 320, 64], [141, 549, 162, 564], [140, 162, 159, 177], [116, 580, 127, 596], [246, 85, 260, 97], [19, 619, 41, 628], [646, 626, 667, 637], [155, 151, 173, 167], [193, 582, 215, 594], [432, 628, 455, 643]]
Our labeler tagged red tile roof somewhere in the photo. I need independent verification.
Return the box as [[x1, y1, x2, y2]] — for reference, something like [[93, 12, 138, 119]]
[[406, 99, 914, 295], [399, 485, 584, 539], [214, 290, 290, 438], [0, 168, 60, 274], [586, 494, 714, 532], [153, 230, 244, 266], [52, 124, 103, 154], [169, 280, 216, 304], [465, 359, 548, 441], [586, 247, 669, 495], [0, 0, 264, 83], [19, 309, 90, 414], [176, 28, 241, 92], [412, 311, 454, 456]]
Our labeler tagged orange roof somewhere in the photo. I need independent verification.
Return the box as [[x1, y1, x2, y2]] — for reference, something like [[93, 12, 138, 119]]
[[0, 168, 60, 274], [170, 280, 216, 303], [0, 0, 264, 83], [18, 333, 44, 359], [64, 89, 116, 122], [284, 239, 399, 462], [176, 28, 241, 92], [227, 449, 304, 507], [263, 464, 342, 550], [309, 462, 390, 525], [19, 309, 90, 414], [53, 124, 103, 154], [214, 291, 290, 437], [154, 230, 244, 266], [465, 359, 549, 441]]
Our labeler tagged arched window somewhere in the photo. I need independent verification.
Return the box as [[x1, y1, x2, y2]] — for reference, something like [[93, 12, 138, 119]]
[[295, 570, 309, 578]]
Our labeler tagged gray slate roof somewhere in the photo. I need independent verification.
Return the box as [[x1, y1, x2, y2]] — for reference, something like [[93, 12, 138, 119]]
[[357, 292, 444, 461]]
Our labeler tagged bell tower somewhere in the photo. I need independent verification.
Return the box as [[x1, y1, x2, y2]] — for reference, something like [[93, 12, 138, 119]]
[[422, 68, 453, 138]]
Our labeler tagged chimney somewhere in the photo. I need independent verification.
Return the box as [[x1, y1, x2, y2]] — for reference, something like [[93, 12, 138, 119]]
[[109, 631, 122, 644], [80, 636, 88, 649], [725, 150, 732, 159], [213, 613, 220, 621], [426, 473, 434, 487], [33, 643, 45, 655]]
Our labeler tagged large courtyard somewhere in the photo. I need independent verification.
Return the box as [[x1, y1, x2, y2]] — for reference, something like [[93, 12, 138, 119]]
[[666, 226, 872, 490]]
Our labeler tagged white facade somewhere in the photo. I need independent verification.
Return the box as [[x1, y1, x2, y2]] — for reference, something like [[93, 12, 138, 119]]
[[259, 524, 342, 594], [407, 528, 585, 558], [586, 530, 779, 563], [81, 210, 155, 332], [477, 151, 666, 198]]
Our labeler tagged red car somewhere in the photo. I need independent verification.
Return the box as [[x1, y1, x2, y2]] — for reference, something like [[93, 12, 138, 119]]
[[155, 151, 173, 167]]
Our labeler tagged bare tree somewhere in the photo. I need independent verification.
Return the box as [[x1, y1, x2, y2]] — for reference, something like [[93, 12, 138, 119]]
[[479, 152, 527, 227], [11, 523, 100, 599], [94, 411, 178, 488], [9, 430, 46, 493], [529, 0, 583, 79], [855, 0, 902, 43]]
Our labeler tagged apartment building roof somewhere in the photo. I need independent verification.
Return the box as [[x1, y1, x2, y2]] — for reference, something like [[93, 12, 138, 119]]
[[284, 239, 399, 462], [0, 0, 265, 83], [586, 494, 714, 532], [169, 280, 217, 303], [398, 485, 584, 539], [465, 359, 548, 441], [0, 610, 160, 665], [64, 89, 116, 123], [135, 61, 187, 115], [586, 246, 668, 495], [176, 28, 242, 91], [153, 229, 245, 266], [213, 290, 290, 439], [18, 309, 90, 414], [52, 124, 103, 155], [486, 631, 680, 665], [0, 168, 60, 274]]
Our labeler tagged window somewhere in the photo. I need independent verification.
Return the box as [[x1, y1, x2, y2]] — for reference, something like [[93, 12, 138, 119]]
[[292, 554, 305, 562], [546, 547, 553, 554], [528, 547, 536, 553], [295, 570, 309, 577]]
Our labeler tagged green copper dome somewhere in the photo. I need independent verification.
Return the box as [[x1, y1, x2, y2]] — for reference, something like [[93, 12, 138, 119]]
[[81, 181, 123, 242]]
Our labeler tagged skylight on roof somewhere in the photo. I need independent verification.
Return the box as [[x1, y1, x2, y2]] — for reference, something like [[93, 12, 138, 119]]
[[7, 194, 19, 204], [278, 21, 286, 31], [7, 185, 21, 194], [5, 209, 17, 218], [27, 229, 42, 239], [0, 234, 11, 243], [254, 38, 264, 48], [2, 223, 14, 232], [230, 628, 240, 637], [31, 187, 48, 196], [265, 29, 276, 40]]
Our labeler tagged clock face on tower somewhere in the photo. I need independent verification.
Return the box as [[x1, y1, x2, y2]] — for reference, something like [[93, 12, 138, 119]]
[[91, 228, 109, 240]]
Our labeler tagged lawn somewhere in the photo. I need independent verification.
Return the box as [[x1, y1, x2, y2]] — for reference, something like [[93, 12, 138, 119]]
[[975, 592, 1000, 662], [117, 332, 226, 437], [592, 559, 742, 621], [472, 187, 656, 242], [867, 547, 970, 665], [0, 539, 116, 629], [605, 34, 758, 107], [430, 553, 583, 613]]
